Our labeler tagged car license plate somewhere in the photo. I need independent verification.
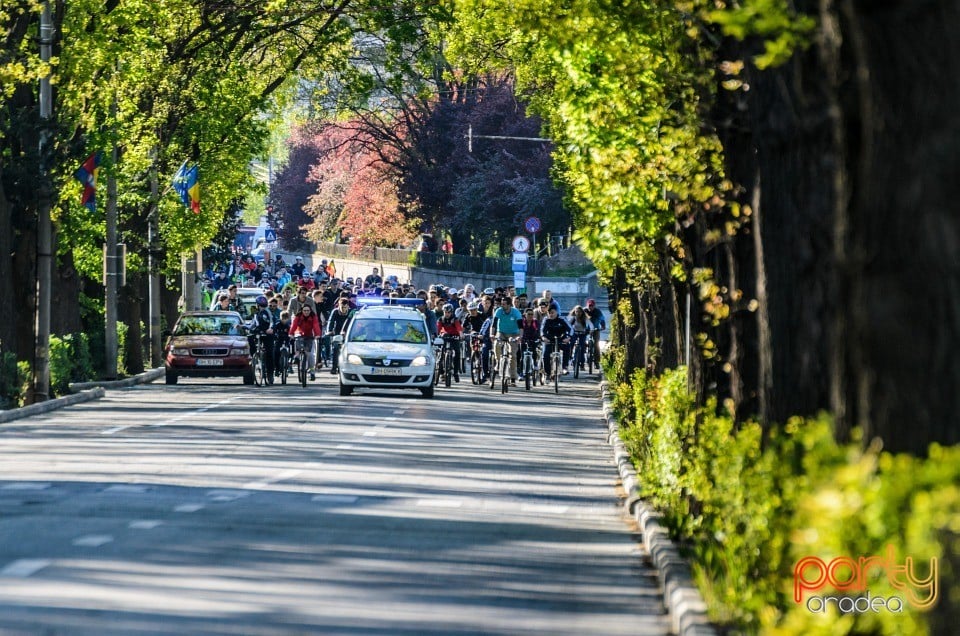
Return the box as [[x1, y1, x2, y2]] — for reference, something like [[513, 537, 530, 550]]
[[371, 367, 402, 375], [196, 358, 224, 366]]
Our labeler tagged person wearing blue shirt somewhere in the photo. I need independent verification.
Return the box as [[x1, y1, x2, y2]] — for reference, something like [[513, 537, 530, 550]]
[[492, 296, 523, 383]]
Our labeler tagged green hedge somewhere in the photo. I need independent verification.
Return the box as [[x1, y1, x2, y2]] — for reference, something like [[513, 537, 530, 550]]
[[604, 350, 959, 635], [0, 352, 30, 408]]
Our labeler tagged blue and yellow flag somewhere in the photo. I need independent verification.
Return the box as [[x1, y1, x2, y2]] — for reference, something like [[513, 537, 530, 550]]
[[74, 150, 104, 212], [172, 161, 200, 214]]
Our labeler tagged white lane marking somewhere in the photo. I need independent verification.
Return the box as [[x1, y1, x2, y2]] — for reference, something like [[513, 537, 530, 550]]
[[392, 409, 406, 415], [102, 397, 238, 435], [0, 559, 51, 578], [242, 469, 302, 490], [311, 494, 359, 504], [363, 431, 378, 437], [520, 504, 570, 514], [72, 535, 113, 547], [104, 485, 148, 493], [1, 483, 51, 491], [174, 504, 204, 513], [128, 520, 163, 530], [384, 417, 397, 422], [336, 444, 354, 450], [206, 490, 249, 502], [416, 499, 463, 509], [321, 451, 339, 458]]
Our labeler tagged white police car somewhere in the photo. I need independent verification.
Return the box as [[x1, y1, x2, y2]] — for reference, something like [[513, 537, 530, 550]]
[[336, 299, 436, 398]]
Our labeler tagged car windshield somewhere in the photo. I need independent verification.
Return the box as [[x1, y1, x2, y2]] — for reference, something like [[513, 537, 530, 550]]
[[348, 318, 427, 344], [174, 315, 243, 336]]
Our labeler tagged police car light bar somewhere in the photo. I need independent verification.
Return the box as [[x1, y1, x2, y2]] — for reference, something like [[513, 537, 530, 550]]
[[355, 297, 423, 308]]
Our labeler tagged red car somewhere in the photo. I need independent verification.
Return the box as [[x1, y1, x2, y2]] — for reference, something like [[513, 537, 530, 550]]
[[164, 311, 254, 385]]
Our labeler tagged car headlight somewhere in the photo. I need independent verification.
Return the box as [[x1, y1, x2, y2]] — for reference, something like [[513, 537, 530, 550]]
[[230, 347, 250, 355], [171, 348, 190, 356], [410, 355, 429, 366], [346, 354, 363, 365]]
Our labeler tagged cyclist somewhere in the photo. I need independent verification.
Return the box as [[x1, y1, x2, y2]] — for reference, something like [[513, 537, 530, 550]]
[[436, 303, 463, 382], [246, 295, 276, 384], [567, 305, 590, 372], [273, 310, 292, 377], [584, 298, 606, 365], [541, 305, 572, 377], [290, 303, 322, 381], [326, 297, 355, 374], [518, 307, 541, 380], [491, 296, 522, 385]]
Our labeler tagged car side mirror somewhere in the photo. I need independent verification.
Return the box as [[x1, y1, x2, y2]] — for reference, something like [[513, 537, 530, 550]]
[[331, 335, 344, 344], [433, 337, 444, 346]]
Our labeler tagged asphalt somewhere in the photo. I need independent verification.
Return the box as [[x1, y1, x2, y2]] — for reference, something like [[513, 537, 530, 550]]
[[0, 366, 715, 635]]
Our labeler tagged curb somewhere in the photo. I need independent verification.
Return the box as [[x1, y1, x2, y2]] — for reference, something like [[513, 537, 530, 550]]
[[0, 367, 164, 425], [600, 381, 716, 636], [69, 367, 164, 392]]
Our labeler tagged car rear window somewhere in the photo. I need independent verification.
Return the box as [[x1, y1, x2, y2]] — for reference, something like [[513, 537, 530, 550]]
[[174, 316, 243, 336], [348, 318, 427, 344]]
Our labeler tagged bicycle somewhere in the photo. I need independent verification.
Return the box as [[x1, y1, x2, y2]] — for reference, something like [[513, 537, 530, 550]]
[[520, 339, 540, 391], [584, 329, 596, 375], [543, 336, 565, 394], [570, 331, 587, 379], [467, 333, 484, 385], [293, 336, 310, 387], [436, 335, 460, 388], [251, 334, 269, 387], [277, 339, 291, 385], [490, 335, 516, 394]]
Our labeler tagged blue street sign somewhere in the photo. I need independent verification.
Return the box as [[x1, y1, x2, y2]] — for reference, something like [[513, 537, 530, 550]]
[[264, 228, 277, 243], [524, 216, 541, 234]]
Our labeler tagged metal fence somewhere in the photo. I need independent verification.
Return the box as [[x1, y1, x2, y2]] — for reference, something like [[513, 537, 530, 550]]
[[312, 241, 547, 276]]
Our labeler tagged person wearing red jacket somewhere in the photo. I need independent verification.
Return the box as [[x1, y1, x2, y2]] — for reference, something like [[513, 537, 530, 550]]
[[290, 304, 322, 380], [436, 303, 463, 382]]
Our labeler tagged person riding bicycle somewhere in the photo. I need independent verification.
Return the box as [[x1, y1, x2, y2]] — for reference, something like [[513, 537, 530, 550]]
[[584, 298, 606, 365], [290, 303, 322, 381], [541, 305, 572, 377], [273, 310, 292, 377], [518, 307, 541, 379], [436, 303, 463, 382], [325, 297, 354, 373], [246, 295, 276, 384], [492, 296, 523, 384]]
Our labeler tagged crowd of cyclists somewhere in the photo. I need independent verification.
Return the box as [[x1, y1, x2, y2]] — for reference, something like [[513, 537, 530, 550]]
[[203, 254, 606, 388]]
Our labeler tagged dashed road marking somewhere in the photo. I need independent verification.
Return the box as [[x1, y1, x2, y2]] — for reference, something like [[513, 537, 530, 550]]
[[520, 504, 570, 515], [363, 431, 378, 437], [104, 484, 148, 493], [416, 499, 464, 509], [173, 504, 204, 513], [311, 494, 359, 504], [0, 559, 50, 578], [102, 397, 238, 434], [128, 520, 163, 530], [206, 490, 249, 502], [72, 535, 113, 547], [1, 483, 51, 491]]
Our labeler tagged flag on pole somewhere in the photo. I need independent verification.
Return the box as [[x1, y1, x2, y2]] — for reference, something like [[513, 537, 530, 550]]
[[325, 259, 336, 278], [74, 150, 105, 212], [172, 160, 200, 214]]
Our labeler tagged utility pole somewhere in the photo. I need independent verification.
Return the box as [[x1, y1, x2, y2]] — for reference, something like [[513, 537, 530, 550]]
[[104, 99, 119, 380], [32, 0, 54, 402], [148, 152, 162, 366]]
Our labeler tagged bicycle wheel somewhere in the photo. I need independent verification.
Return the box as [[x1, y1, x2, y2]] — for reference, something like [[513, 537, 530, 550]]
[[258, 347, 269, 386], [573, 342, 580, 379], [489, 348, 498, 390], [279, 349, 288, 385], [554, 353, 560, 394], [251, 351, 262, 386], [524, 353, 532, 391], [500, 354, 509, 394], [298, 347, 308, 387], [470, 351, 481, 384], [444, 350, 452, 388]]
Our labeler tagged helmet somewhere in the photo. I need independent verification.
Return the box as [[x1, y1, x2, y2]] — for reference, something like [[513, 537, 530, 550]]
[[443, 303, 455, 312], [256, 295, 268, 307], [467, 301, 479, 310], [483, 287, 495, 295]]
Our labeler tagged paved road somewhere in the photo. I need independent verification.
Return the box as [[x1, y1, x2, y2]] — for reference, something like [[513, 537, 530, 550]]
[[0, 371, 669, 635]]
